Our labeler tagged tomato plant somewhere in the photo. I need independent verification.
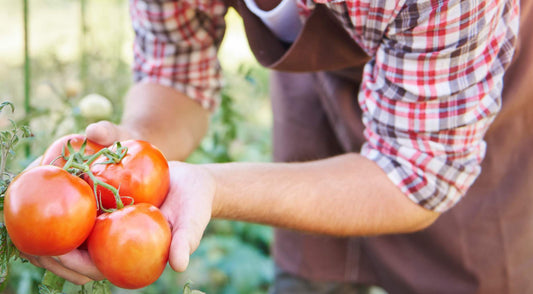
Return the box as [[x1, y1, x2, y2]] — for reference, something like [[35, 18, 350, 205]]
[[0, 102, 31, 289], [87, 140, 169, 210], [4, 165, 97, 256], [87, 203, 171, 289], [40, 134, 105, 168]]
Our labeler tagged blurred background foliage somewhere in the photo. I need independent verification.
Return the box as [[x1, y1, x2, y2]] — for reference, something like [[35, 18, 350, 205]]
[[0, 0, 273, 293]]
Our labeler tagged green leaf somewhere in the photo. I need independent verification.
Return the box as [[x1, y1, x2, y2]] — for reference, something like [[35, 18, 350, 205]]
[[184, 284, 191, 294], [91, 280, 111, 294], [183, 281, 205, 294], [0, 132, 10, 143], [20, 126, 32, 138], [0, 225, 18, 288], [38, 284, 64, 294], [77, 284, 88, 294], [40, 270, 65, 292], [0, 250, 8, 285], [0, 102, 14, 114]]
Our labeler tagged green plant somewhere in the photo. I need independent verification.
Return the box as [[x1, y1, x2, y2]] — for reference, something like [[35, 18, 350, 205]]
[[0, 102, 31, 291]]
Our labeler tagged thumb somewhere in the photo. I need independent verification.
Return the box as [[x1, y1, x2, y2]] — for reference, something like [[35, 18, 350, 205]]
[[85, 121, 132, 146]]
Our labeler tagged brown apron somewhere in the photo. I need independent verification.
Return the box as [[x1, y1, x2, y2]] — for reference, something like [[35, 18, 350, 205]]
[[225, 0, 533, 293]]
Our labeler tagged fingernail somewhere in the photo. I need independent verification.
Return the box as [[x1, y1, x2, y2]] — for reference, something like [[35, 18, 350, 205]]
[[51, 256, 61, 263]]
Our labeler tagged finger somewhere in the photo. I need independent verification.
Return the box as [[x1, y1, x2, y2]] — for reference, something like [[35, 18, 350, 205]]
[[166, 217, 207, 272], [85, 121, 122, 146], [159, 193, 192, 272], [56, 250, 106, 281], [167, 227, 192, 272], [35, 256, 93, 286], [20, 253, 42, 268]]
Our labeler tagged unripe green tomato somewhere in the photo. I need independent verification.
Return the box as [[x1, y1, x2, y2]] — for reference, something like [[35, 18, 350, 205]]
[[79, 93, 113, 120]]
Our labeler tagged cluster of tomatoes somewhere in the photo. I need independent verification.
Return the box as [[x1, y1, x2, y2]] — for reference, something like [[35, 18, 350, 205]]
[[3, 134, 172, 289]]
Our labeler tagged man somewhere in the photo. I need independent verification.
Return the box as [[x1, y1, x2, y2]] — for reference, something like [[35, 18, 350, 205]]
[[28, 0, 532, 293]]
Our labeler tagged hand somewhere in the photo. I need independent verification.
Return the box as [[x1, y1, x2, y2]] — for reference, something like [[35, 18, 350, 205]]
[[22, 161, 216, 284], [85, 121, 138, 147], [160, 161, 216, 271], [21, 250, 104, 285]]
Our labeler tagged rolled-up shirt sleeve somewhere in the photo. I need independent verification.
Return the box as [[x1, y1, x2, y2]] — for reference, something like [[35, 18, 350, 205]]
[[130, 0, 227, 111], [356, 0, 519, 212]]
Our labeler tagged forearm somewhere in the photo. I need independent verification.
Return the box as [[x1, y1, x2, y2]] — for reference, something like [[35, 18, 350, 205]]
[[121, 82, 209, 161], [206, 153, 439, 236]]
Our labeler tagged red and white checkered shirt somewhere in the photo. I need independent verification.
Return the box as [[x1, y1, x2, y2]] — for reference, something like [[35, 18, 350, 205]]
[[130, 0, 519, 212]]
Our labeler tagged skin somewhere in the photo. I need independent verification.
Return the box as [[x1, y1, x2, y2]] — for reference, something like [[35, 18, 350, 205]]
[[85, 82, 210, 161], [26, 82, 440, 285]]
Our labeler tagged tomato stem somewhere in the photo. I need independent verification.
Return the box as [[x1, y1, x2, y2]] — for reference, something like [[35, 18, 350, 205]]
[[84, 169, 125, 211], [60, 141, 130, 212], [86, 142, 127, 166], [62, 153, 77, 173], [85, 148, 108, 166]]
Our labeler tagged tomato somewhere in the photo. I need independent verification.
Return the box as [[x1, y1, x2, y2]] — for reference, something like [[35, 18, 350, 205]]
[[78, 93, 113, 121], [4, 166, 97, 256], [41, 134, 105, 168], [87, 203, 171, 289], [87, 140, 169, 210]]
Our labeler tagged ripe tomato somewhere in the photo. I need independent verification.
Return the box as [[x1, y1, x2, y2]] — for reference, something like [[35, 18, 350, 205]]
[[4, 166, 97, 256], [41, 134, 105, 168], [88, 140, 169, 210], [87, 203, 171, 289]]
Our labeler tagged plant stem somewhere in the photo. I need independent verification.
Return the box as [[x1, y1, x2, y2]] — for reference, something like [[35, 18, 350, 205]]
[[80, 0, 89, 89], [86, 171, 125, 210], [59, 143, 129, 211], [0, 134, 17, 184], [85, 148, 109, 166], [63, 160, 125, 210], [23, 0, 31, 157], [85, 143, 127, 166], [0, 149, 8, 184]]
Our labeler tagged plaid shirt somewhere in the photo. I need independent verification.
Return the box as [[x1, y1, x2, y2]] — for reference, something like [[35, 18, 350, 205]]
[[130, 0, 519, 212]]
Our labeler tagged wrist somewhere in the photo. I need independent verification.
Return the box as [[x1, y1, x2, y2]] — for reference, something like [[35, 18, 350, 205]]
[[120, 83, 210, 161], [202, 163, 224, 219]]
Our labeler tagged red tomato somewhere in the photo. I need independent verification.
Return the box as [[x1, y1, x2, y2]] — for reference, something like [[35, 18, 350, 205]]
[[41, 134, 105, 168], [4, 166, 97, 256], [87, 203, 171, 289], [87, 140, 169, 210]]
